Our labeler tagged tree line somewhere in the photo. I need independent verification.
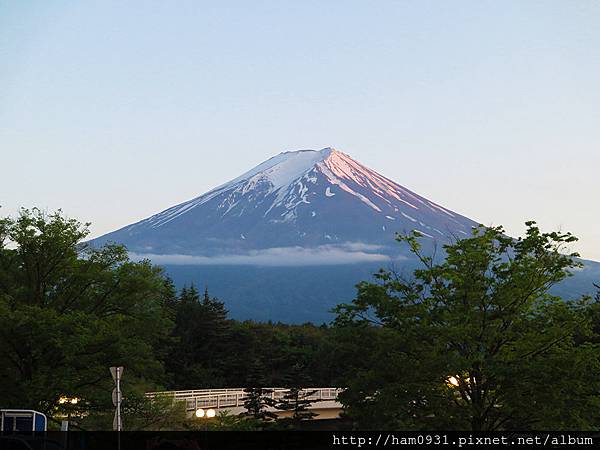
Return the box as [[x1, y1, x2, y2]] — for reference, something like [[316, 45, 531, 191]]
[[1, 208, 599, 430]]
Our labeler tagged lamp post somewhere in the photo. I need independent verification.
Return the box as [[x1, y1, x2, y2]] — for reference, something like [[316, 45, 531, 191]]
[[58, 396, 80, 430], [446, 374, 472, 401], [58, 394, 80, 450], [195, 408, 216, 430], [447, 376, 460, 388]]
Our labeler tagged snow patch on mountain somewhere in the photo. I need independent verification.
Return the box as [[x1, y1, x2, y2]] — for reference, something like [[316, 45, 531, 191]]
[[401, 212, 417, 223], [317, 158, 382, 212]]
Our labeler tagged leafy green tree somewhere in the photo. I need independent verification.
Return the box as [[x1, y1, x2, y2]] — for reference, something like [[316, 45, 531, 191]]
[[0, 208, 173, 421], [80, 392, 189, 431], [335, 222, 600, 430], [198, 410, 264, 431], [224, 321, 336, 388]]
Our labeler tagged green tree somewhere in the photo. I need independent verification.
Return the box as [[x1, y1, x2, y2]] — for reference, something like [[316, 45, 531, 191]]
[[271, 362, 318, 426], [241, 386, 278, 422], [274, 388, 318, 426], [198, 410, 264, 431], [80, 392, 189, 431], [236, 355, 278, 425], [0, 208, 173, 422], [335, 222, 600, 430], [165, 285, 232, 389]]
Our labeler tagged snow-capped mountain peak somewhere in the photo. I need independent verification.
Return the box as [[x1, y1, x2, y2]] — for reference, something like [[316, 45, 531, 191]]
[[224, 147, 332, 192], [92, 147, 478, 257]]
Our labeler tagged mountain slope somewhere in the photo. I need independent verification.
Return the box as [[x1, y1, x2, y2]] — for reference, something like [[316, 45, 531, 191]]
[[92, 148, 478, 261]]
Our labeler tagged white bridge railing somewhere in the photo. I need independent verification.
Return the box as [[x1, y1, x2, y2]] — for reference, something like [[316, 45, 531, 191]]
[[146, 387, 343, 412]]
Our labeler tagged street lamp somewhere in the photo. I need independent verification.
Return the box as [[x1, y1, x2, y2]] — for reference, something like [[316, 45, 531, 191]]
[[447, 376, 460, 387], [195, 408, 216, 418], [57, 396, 80, 431], [195, 408, 216, 430], [446, 375, 471, 388], [58, 396, 80, 405]]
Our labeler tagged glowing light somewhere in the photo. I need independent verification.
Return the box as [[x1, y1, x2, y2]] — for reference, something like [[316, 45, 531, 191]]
[[447, 376, 460, 387], [195, 409, 205, 418], [58, 395, 80, 406], [206, 409, 216, 418]]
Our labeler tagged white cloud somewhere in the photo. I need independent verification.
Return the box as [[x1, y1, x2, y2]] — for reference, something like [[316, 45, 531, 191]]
[[130, 243, 396, 266]]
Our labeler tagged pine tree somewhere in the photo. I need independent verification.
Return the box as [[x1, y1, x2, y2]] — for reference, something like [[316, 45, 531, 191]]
[[240, 357, 277, 421], [273, 363, 318, 425], [162, 276, 179, 316], [241, 387, 278, 421], [274, 387, 317, 424], [165, 284, 233, 389]]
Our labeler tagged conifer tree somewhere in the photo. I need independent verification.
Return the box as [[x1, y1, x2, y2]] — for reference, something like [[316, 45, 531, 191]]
[[273, 363, 318, 425], [239, 357, 277, 422], [274, 387, 318, 424], [165, 284, 233, 389]]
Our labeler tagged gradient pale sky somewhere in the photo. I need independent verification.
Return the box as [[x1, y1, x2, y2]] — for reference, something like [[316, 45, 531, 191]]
[[1, 1, 599, 260]]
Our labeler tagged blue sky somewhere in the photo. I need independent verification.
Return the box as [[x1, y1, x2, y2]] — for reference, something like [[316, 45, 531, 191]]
[[1, 1, 599, 259]]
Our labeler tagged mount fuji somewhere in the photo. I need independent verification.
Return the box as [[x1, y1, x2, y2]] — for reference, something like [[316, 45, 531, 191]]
[[91, 148, 599, 322], [93, 148, 476, 260]]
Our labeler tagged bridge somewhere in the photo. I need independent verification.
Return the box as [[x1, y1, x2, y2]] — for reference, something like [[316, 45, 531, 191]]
[[146, 387, 344, 420]]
